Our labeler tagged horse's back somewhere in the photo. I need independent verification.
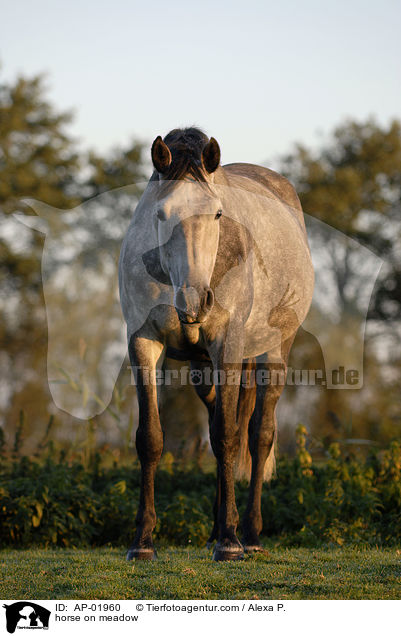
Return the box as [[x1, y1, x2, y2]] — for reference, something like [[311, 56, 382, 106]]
[[223, 162, 305, 230]]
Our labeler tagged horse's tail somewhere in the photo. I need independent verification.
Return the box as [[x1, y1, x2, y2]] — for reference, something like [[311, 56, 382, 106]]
[[263, 436, 277, 481], [235, 358, 277, 482]]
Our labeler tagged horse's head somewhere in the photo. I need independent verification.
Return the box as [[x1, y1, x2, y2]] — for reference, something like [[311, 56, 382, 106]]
[[151, 129, 223, 324]]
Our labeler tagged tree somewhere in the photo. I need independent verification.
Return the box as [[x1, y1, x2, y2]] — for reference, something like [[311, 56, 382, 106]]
[[0, 70, 147, 448], [0, 72, 82, 442], [279, 118, 401, 449], [280, 119, 401, 318]]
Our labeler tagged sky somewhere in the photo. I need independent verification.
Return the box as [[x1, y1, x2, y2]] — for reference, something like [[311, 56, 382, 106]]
[[0, 0, 400, 166]]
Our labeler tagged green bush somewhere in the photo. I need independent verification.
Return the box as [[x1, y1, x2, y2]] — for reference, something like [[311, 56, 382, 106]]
[[0, 427, 400, 548], [156, 494, 211, 545]]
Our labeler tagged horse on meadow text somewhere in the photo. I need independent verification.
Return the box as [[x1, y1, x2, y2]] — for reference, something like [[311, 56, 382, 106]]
[[119, 127, 314, 560]]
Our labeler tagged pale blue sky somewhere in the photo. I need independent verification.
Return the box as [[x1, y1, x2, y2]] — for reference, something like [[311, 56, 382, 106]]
[[1, 0, 400, 165]]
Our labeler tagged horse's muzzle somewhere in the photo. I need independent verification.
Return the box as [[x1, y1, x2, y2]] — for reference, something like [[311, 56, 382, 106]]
[[174, 285, 214, 324]]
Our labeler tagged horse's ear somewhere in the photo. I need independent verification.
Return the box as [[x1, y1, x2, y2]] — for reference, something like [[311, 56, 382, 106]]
[[202, 137, 221, 173], [151, 136, 172, 173]]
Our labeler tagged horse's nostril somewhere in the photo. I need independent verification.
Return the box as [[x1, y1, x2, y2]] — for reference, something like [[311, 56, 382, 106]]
[[205, 288, 214, 311], [175, 286, 213, 321]]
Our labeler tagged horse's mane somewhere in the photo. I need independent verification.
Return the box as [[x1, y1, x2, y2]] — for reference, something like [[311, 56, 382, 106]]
[[151, 127, 224, 194], [162, 127, 209, 182]]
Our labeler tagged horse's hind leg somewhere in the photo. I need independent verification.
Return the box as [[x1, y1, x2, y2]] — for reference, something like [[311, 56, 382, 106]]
[[190, 360, 219, 547], [242, 336, 294, 551], [127, 335, 164, 561]]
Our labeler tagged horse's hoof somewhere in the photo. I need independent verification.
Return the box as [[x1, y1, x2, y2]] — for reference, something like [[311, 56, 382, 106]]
[[212, 543, 244, 562], [126, 547, 157, 561]]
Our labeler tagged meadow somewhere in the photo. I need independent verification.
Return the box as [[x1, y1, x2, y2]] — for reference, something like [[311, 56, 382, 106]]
[[1, 546, 400, 600], [1, 425, 401, 600]]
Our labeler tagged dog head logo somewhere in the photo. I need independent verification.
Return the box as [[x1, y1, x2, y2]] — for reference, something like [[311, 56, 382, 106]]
[[3, 602, 50, 633]]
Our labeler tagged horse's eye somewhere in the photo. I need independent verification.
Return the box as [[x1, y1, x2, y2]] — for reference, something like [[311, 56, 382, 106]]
[[215, 209, 223, 220], [157, 209, 166, 221]]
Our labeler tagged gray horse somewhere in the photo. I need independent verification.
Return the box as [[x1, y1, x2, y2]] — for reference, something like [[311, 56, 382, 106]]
[[119, 127, 314, 561]]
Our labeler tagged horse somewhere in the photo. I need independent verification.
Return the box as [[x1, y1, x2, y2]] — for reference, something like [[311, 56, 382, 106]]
[[119, 127, 314, 561]]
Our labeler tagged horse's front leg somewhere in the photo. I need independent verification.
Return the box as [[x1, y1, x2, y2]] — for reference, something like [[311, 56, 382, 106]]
[[209, 334, 244, 561], [190, 360, 220, 548], [127, 335, 164, 561]]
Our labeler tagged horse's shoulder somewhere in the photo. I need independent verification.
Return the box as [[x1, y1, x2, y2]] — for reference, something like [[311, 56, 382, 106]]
[[222, 162, 302, 211]]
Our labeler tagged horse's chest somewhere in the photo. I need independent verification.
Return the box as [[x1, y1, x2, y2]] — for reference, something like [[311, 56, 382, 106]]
[[150, 305, 209, 359]]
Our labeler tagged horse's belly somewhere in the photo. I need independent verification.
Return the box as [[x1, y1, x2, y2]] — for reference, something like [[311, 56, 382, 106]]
[[243, 244, 314, 359]]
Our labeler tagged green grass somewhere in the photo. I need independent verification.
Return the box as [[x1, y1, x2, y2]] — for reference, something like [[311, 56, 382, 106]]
[[1, 546, 400, 600]]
